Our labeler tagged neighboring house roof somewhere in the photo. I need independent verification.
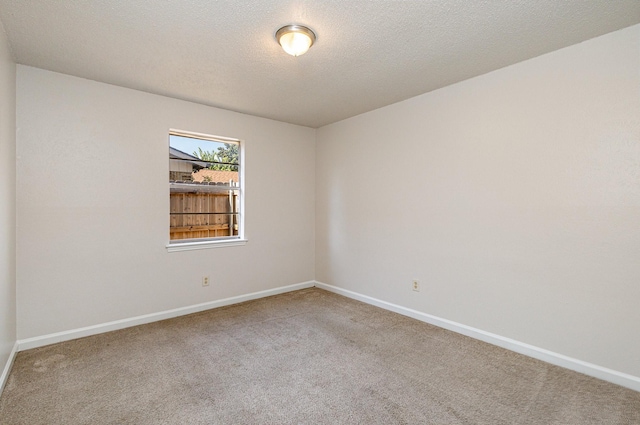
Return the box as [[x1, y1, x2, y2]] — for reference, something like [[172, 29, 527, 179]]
[[192, 169, 239, 183], [169, 147, 207, 170]]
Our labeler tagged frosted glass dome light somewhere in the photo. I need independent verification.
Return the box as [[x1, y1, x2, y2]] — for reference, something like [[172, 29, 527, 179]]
[[276, 25, 316, 57]]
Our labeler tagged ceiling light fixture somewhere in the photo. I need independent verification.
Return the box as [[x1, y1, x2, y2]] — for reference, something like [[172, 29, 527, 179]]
[[276, 25, 316, 57]]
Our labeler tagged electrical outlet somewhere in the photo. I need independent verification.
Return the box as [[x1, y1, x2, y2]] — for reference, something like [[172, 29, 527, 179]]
[[202, 276, 210, 287], [412, 280, 420, 292]]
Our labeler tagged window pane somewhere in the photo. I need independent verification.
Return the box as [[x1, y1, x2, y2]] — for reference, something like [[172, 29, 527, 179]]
[[170, 133, 240, 242]]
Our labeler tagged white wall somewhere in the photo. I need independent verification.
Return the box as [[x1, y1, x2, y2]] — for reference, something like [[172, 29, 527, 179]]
[[0, 20, 16, 377], [16, 67, 315, 339], [316, 25, 640, 377]]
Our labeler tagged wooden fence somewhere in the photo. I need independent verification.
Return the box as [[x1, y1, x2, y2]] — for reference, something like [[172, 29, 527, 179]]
[[170, 191, 238, 240]]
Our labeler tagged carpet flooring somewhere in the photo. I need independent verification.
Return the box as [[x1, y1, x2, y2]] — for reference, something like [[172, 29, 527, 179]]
[[0, 288, 638, 424]]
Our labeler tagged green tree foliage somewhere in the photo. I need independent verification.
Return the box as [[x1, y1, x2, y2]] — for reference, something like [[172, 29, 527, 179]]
[[193, 144, 239, 171]]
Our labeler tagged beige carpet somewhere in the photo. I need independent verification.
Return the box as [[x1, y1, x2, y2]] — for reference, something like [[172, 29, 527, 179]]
[[0, 288, 638, 424]]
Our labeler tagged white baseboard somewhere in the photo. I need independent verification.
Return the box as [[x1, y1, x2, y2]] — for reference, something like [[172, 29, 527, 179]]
[[0, 341, 18, 395], [315, 281, 640, 393], [12, 280, 640, 393], [17, 281, 315, 351]]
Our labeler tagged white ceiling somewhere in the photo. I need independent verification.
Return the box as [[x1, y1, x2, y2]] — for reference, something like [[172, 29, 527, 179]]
[[1, 1, 639, 128]]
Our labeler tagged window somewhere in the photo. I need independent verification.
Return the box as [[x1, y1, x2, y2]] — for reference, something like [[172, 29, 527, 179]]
[[167, 130, 244, 251]]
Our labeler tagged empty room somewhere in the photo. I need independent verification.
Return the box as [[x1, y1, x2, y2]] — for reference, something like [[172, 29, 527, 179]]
[[1, 1, 639, 423]]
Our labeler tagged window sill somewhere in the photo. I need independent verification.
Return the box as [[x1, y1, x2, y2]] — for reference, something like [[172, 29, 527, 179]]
[[166, 239, 248, 252]]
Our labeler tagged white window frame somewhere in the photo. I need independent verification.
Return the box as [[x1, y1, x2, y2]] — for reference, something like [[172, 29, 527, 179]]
[[166, 129, 247, 252]]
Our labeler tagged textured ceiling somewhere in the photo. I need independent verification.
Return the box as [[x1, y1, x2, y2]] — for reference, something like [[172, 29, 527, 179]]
[[1, 1, 639, 128]]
